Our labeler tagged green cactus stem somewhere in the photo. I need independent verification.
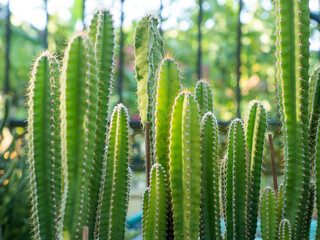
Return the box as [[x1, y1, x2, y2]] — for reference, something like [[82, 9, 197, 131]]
[[225, 119, 247, 240], [277, 184, 284, 233], [143, 163, 168, 240], [58, 33, 99, 240], [301, 183, 315, 239], [87, 9, 115, 237], [142, 187, 150, 240], [95, 104, 131, 240], [244, 100, 267, 239], [260, 187, 277, 240], [315, 120, 320, 237], [135, 15, 164, 166], [279, 219, 292, 240], [200, 112, 221, 240], [194, 80, 214, 118], [275, 0, 311, 236], [220, 156, 227, 227], [27, 51, 61, 240], [169, 91, 201, 240]]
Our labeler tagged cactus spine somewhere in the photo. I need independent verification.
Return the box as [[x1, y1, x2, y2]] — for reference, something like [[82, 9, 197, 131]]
[[87, 9, 115, 237], [95, 104, 131, 240], [275, 0, 311, 236], [224, 119, 247, 240], [279, 219, 292, 240], [244, 100, 267, 239], [194, 80, 214, 117], [143, 164, 168, 240], [27, 51, 61, 239], [135, 15, 164, 165], [200, 112, 221, 240], [260, 187, 277, 240], [169, 92, 201, 240]]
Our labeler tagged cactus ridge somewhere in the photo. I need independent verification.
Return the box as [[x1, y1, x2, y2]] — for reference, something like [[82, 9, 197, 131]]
[[260, 187, 277, 240], [142, 187, 150, 240], [27, 51, 61, 240], [87, 9, 115, 238], [279, 219, 292, 240], [315, 120, 320, 237], [58, 32, 99, 239], [275, 0, 311, 236], [194, 80, 214, 118], [169, 91, 201, 240], [95, 104, 131, 240], [143, 163, 168, 240], [244, 100, 267, 239], [225, 118, 247, 240], [199, 112, 221, 240]]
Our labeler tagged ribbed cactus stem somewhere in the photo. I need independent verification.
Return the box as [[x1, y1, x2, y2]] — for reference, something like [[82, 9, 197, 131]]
[[225, 119, 247, 240], [260, 187, 277, 240], [200, 112, 221, 239], [135, 14, 164, 165], [169, 91, 201, 240], [275, 0, 311, 236], [277, 184, 284, 233], [27, 51, 61, 240], [87, 9, 115, 238], [194, 80, 214, 118], [244, 100, 267, 239], [58, 33, 99, 239], [142, 187, 150, 240], [301, 183, 315, 239], [220, 156, 227, 228], [95, 104, 131, 240], [315, 120, 320, 237], [143, 163, 168, 240], [279, 219, 292, 240]]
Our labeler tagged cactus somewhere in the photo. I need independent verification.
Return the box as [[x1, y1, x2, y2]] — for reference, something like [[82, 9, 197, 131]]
[[224, 119, 247, 240], [143, 164, 168, 240], [169, 91, 201, 240], [260, 187, 277, 240], [275, 0, 311, 236], [194, 80, 214, 117], [58, 33, 99, 239], [87, 9, 115, 237], [244, 100, 267, 239], [277, 184, 284, 232], [135, 14, 164, 165], [301, 183, 315, 239], [279, 219, 292, 240], [315, 120, 320, 237], [142, 187, 150, 240], [94, 104, 131, 240], [199, 112, 221, 240], [27, 51, 61, 239]]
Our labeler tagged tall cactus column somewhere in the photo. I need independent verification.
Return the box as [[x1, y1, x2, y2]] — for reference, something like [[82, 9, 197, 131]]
[[169, 92, 201, 240], [275, 0, 311, 237], [27, 51, 61, 240], [224, 119, 247, 240], [58, 33, 99, 239]]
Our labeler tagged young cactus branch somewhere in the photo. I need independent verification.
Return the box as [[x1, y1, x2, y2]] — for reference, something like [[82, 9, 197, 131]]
[[27, 51, 61, 240], [87, 9, 115, 238], [143, 163, 168, 240], [95, 104, 131, 240], [58, 33, 99, 239], [200, 112, 221, 239], [194, 80, 214, 118], [169, 92, 201, 240], [260, 187, 277, 240], [244, 100, 267, 239], [225, 119, 247, 240], [275, 0, 311, 236], [279, 219, 292, 240]]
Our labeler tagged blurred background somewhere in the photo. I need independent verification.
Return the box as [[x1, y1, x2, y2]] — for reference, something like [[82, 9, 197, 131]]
[[0, 0, 319, 239]]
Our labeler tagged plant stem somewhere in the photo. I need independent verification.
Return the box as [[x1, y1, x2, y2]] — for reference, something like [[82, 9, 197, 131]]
[[268, 133, 278, 198]]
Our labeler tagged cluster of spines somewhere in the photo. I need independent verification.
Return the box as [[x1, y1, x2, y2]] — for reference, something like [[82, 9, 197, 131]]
[[143, 163, 168, 240], [134, 14, 164, 165], [58, 33, 99, 239], [87, 9, 115, 238], [27, 51, 61, 240], [194, 80, 214, 118], [94, 104, 131, 240], [169, 92, 201, 240], [244, 100, 267, 239], [275, 0, 311, 237], [225, 119, 247, 240], [260, 187, 277, 240], [199, 112, 221, 240], [279, 219, 292, 240]]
